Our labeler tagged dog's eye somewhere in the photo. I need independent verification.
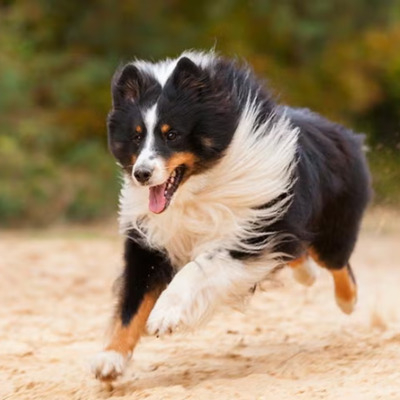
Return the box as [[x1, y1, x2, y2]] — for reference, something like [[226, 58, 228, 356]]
[[132, 133, 144, 143], [166, 130, 178, 141]]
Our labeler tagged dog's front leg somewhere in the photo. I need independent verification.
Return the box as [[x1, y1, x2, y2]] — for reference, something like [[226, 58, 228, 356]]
[[91, 232, 172, 382], [147, 250, 263, 336]]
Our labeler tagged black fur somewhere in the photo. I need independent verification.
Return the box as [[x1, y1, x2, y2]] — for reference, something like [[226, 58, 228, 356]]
[[287, 107, 371, 268], [107, 68, 161, 169], [154, 57, 240, 172], [118, 230, 173, 325]]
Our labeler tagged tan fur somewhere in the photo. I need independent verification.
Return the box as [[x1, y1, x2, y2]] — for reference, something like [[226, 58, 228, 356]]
[[161, 123, 170, 134], [288, 253, 307, 268], [166, 152, 197, 172], [105, 291, 159, 356], [309, 248, 357, 313], [331, 268, 357, 306]]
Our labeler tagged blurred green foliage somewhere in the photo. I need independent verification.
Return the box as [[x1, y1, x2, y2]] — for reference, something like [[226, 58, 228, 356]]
[[0, 0, 399, 226]]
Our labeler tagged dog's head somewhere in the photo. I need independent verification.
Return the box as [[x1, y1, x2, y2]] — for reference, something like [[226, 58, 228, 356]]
[[108, 56, 238, 213]]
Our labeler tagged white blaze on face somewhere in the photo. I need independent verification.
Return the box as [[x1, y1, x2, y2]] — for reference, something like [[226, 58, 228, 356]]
[[132, 103, 168, 186]]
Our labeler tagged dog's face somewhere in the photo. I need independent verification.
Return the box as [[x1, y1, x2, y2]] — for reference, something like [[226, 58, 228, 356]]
[[108, 57, 238, 213]]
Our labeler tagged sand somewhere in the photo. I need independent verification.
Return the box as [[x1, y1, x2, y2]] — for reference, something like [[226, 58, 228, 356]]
[[1, 209, 400, 400]]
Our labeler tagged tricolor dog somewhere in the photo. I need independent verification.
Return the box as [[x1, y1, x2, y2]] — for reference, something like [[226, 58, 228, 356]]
[[91, 51, 371, 382]]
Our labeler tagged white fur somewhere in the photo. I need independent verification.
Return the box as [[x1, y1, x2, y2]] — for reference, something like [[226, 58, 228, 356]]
[[91, 350, 129, 380], [133, 104, 168, 186], [143, 103, 158, 135], [147, 250, 279, 335], [132, 50, 216, 87], [119, 52, 300, 328], [336, 296, 357, 315], [291, 256, 319, 287]]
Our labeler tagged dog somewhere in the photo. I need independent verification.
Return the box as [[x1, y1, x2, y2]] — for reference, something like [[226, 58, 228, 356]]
[[91, 51, 371, 382]]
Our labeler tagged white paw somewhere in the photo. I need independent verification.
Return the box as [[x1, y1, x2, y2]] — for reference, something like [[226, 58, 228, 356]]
[[147, 289, 188, 336], [336, 295, 357, 315], [147, 259, 226, 336], [292, 257, 318, 287], [91, 350, 128, 381]]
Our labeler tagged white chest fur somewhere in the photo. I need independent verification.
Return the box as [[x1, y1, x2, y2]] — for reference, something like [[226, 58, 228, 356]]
[[119, 174, 262, 267]]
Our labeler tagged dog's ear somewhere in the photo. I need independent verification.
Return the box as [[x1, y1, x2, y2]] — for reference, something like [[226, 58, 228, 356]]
[[171, 57, 205, 91], [111, 64, 143, 107]]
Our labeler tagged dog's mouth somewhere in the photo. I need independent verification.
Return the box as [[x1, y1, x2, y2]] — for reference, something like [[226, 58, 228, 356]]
[[148, 165, 186, 214]]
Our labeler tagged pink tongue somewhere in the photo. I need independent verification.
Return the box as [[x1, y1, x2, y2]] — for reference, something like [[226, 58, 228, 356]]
[[149, 183, 167, 214]]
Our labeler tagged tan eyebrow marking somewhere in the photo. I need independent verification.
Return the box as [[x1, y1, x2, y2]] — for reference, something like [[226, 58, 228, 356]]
[[135, 125, 142, 133], [161, 124, 170, 134]]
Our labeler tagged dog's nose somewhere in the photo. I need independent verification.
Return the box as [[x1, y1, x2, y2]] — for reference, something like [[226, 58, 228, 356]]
[[133, 167, 153, 184]]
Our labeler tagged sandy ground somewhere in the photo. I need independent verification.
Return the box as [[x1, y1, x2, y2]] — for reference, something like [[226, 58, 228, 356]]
[[1, 209, 400, 400]]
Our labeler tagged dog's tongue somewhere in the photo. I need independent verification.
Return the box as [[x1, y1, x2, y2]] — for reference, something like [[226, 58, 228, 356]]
[[149, 183, 167, 214]]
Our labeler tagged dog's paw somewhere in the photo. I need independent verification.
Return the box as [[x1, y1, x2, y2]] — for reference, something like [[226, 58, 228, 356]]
[[147, 260, 218, 336], [335, 295, 357, 315], [147, 290, 187, 336], [91, 350, 128, 381], [292, 257, 318, 287]]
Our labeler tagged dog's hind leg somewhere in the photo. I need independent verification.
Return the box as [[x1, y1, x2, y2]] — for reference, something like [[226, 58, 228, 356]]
[[288, 252, 318, 287], [309, 248, 358, 314], [91, 232, 172, 382], [330, 263, 357, 314], [307, 185, 367, 314]]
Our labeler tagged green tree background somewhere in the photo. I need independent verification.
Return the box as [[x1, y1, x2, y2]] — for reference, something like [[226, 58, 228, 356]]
[[1, 0, 399, 226]]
